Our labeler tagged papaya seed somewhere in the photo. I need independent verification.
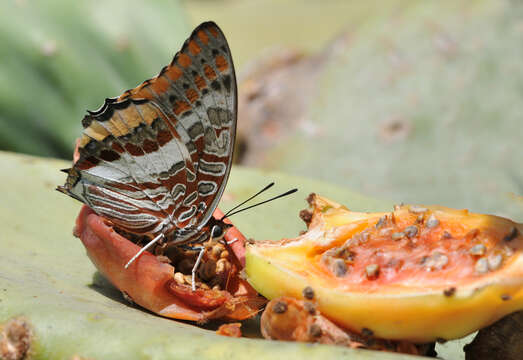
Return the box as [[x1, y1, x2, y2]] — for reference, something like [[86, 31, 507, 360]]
[[273, 301, 288, 314], [469, 244, 486, 256], [375, 216, 387, 228], [441, 231, 452, 239], [426, 215, 440, 228], [443, 287, 456, 297], [392, 232, 405, 241], [424, 252, 448, 271], [379, 228, 392, 237], [475, 258, 489, 274], [302, 286, 315, 300], [303, 301, 316, 315], [404, 226, 418, 238], [332, 259, 347, 277], [365, 264, 380, 279], [487, 254, 503, 271]]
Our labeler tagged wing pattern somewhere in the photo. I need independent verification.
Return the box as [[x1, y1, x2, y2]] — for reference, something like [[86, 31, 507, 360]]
[[58, 22, 237, 241]]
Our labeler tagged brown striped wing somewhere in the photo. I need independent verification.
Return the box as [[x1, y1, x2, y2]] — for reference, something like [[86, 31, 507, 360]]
[[58, 22, 237, 241]]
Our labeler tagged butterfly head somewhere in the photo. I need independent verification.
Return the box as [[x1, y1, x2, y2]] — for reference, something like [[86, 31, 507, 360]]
[[207, 218, 233, 242]]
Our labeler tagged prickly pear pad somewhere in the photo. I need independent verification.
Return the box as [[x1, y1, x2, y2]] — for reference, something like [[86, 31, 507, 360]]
[[245, 194, 523, 342]]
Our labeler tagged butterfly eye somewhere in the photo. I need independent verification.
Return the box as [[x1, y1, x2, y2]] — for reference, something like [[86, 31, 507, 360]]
[[211, 225, 223, 239]]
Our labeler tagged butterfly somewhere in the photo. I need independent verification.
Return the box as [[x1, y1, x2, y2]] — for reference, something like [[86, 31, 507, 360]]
[[58, 22, 238, 277]]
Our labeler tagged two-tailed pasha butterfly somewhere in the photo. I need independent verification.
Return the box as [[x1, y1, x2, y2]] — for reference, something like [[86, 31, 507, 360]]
[[58, 22, 295, 289]]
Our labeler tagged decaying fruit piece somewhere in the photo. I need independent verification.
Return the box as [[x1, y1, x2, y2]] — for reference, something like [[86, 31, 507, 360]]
[[216, 323, 243, 338], [246, 194, 523, 342], [261, 297, 434, 356], [75, 205, 265, 322]]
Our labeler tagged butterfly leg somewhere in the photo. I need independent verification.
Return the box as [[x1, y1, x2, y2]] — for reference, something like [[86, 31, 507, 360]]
[[191, 246, 205, 291], [190, 225, 220, 291], [124, 233, 164, 269]]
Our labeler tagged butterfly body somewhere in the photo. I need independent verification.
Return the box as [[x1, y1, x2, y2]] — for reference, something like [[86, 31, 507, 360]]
[[58, 22, 237, 249]]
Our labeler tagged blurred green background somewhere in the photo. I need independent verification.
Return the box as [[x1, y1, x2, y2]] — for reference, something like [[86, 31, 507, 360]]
[[0, 0, 521, 220]]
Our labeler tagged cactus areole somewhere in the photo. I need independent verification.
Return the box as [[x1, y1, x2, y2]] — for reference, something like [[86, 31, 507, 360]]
[[245, 194, 523, 342]]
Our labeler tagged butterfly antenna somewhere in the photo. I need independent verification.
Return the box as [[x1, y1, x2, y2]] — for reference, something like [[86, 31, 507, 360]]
[[221, 182, 275, 220], [223, 188, 298, 218]]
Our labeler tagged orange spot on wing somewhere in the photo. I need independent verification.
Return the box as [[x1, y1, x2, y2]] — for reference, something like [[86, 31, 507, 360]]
[[185, 88, 199, 103], [130, 84, 153, 100], [208, 27, 219, 38], [203, 65, 217, 80], [165, 65, 183, 82], [150, 76, 170, 94], [194, 75, 206, 90], [188, 40, 201, 55], [198, 30, 209, 44], [173, 100, 191, 115], [215, 55, 228, 72], [177, 53, 192, 68]]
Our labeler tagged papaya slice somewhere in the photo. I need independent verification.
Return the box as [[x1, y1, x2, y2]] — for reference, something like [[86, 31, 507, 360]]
[[245, 194, 523, 342], [75, 205, 265, 322]]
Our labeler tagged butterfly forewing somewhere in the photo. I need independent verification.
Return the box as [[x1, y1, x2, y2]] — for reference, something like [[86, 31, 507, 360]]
[[178, 23, 237, 228], [59, 22, 237, 242]]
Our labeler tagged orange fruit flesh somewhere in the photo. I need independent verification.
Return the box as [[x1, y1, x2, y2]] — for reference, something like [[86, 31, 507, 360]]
[[246, 195, 523, 342]]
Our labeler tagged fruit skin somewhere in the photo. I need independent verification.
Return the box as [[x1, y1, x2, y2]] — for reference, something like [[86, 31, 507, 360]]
[[75, 205, 265, 322], [245, 194, 523, 342]]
